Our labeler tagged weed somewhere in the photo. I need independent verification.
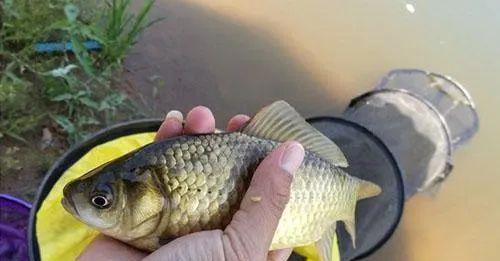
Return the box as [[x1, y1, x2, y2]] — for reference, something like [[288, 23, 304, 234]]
[[0, 0, 156, 144]]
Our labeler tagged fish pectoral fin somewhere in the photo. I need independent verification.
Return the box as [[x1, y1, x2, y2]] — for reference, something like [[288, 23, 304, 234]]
[[128, 236, 160, 252], [242, 100, 348, 167], [316, 223, 338, 261]]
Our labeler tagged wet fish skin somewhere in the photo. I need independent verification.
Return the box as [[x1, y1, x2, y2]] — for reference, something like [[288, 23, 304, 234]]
[[62, 101, 381, 258], [63, 132, 369, 251]]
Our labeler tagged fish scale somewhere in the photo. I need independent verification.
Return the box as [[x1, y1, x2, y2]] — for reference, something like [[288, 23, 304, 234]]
[[147, 133, 263, 240], [123, 132, 358, 250]]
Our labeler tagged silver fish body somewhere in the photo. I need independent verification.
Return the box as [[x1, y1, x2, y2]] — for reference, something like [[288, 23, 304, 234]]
[[62, 101, 381, 259]]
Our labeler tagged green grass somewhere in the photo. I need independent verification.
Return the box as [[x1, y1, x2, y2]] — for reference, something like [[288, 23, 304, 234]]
[[0, 0, 157, 144]]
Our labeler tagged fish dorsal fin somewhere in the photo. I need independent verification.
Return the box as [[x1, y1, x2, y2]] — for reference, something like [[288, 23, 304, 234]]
[[316, 223, 339, 261], [242, 100, 348, 167]]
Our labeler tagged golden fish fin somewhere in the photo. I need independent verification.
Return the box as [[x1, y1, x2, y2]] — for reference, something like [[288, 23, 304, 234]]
[[335, 188, 357, 249], [339, 179, 381, 248], [357, 179, 382, 200], [127, 237, 160, 252], [341, 218, 356, 249], [316, 223, 338, 261], [242, 100, 348, 167]]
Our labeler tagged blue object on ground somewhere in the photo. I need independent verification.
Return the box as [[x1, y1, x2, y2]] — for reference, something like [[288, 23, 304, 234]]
[[0, 194, 32, 261], [35, 40, 102, 53]]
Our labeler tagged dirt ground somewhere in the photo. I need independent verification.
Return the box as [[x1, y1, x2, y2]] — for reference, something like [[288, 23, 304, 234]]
[[0, 138, 59, 201]]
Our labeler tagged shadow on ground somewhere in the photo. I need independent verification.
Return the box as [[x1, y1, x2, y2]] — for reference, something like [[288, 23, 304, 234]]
[[123, 0, 344, 124]]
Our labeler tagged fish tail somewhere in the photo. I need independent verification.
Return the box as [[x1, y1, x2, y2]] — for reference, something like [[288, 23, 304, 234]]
[[341, 179, 381, 249], [316, 179, 381, 260], [357, 179, 382, 200]]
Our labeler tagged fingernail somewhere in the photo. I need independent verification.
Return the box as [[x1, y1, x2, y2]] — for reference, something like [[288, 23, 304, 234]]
[[166, 110, 183, 122], [280, 142, 304, 175]]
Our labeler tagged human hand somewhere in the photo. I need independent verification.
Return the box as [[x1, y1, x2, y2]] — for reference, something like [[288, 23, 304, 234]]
[[78, 106, 305, 261]]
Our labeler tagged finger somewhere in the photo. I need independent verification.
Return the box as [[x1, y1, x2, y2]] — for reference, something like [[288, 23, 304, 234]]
[[79, 235, 146, 261], [223, 141, 304, 260], [268, 248, 293, 261], [184, 106, 216, 134], [226, 114, 251, 131], [155, 110, 183, 141], [143, 230, 225, 261]]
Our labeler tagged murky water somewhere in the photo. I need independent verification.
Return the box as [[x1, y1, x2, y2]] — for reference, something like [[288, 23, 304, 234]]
[[125, 0, 500, 260]]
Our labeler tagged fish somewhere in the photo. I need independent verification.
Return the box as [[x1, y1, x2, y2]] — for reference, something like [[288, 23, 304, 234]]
[[62, 100, 381, 261]]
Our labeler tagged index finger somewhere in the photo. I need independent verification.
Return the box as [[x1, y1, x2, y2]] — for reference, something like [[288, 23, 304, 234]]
[[155, 110, 183, 141], [226, 114, 250, 131], [184, 106, 216, 134]]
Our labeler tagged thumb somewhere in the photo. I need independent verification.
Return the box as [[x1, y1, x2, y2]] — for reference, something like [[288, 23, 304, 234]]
[[223, 141, 304, 260]]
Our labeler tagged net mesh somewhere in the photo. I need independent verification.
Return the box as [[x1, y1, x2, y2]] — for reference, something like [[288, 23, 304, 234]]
[[344, 90, 452, 197], [376, 69, 479, 149], [0, 194, 31, 261]]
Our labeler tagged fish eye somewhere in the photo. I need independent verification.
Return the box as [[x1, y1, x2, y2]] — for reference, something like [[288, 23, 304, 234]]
[[91, 194, 111, 209]]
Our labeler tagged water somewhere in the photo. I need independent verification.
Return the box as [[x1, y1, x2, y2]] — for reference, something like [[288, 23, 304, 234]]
[[125, 0, 500, 260]]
